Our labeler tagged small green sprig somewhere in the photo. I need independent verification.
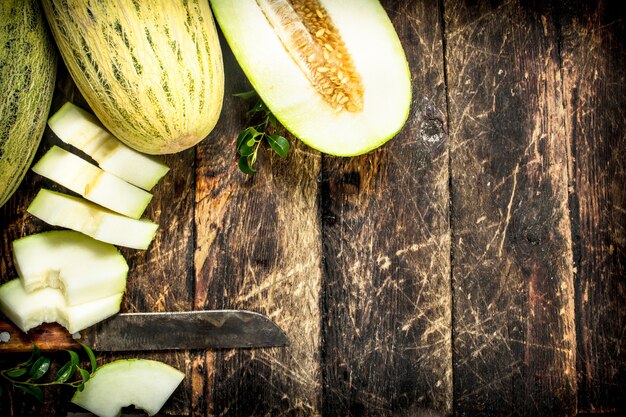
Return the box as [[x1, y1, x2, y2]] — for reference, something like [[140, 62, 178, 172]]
[[0, 343, 98, 402], [234, 90, 290, 175]]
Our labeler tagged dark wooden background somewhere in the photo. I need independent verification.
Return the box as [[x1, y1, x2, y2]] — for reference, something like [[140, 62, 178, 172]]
[[1, 0, 624, 416]]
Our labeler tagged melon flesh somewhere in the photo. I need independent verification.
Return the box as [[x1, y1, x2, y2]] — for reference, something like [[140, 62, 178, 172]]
[[210, 0, 412, 156], [47, 102, 169, 190], [27, 189, 158, 250], [12, 231, 128, 306], [71, 359, 185, 417], [32, 146, 152, 219], [0, 279, 122, 334]]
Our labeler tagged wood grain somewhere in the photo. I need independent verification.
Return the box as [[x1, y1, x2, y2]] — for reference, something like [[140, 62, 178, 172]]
[[445, 0, 577, 415], [320, 2, 451, 415], [191, 34, 323, 416], [559, 0, 626, 413]]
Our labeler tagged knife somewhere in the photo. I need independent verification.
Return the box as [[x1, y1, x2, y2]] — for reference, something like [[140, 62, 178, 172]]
[[0, 310, 288, 352]]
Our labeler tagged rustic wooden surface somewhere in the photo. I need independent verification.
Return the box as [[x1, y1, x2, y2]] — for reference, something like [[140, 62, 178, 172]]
[[0, 0, 624, 416]]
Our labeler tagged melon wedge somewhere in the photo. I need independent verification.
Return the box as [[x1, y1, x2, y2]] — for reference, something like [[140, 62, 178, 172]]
[[48, 102, 169, 190], [27, 189, 158, 250], [32, 146, 152, 219], [210, 0, 412, 156], [71, 359, 185, 417], [13, 231, 128, 306], [0, 279, 122, 334]]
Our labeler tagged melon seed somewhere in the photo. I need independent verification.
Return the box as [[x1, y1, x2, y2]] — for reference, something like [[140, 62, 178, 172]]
[[256, 0, 364, 112]]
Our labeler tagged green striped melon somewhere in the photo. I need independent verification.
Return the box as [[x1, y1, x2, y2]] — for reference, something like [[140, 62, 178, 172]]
[[0, 0, 57, 207], [42, 0, 224, 155]]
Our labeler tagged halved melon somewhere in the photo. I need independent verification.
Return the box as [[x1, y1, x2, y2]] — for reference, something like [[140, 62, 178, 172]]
[[32, 146, 152, 219], [0, 279, 122, 334], [71, 359, 185, 417], [13, 231, 128, 306], [210, 0, 412, 156]]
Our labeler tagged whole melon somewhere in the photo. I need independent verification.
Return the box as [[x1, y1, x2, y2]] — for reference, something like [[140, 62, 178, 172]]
[[42, 0, 224, 155], [0, 0, 57, 207]]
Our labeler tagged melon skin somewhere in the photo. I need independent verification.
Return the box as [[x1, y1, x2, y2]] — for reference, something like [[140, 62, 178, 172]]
[[210, 0, 412, 156], [42, 0, 224, 155], [71, 359, 185, 417], [0, 0, 57, 207]]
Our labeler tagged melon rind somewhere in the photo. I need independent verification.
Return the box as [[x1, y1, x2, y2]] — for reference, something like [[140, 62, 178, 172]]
[[71, 359, 185, 417], [0, 0, 57, 207], [42, 0, 224, 155], [210, 0, 412, 156]]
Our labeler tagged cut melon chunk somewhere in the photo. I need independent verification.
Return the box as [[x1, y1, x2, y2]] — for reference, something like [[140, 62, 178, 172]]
[[210, 0, 412, 156], [48, 102, 169, 190], [13, 231, 128, 306], [0, 279, 122, 334], [28, 189, 158, 250], [71, 359, 185, 417], [32, 146, 152, 219]]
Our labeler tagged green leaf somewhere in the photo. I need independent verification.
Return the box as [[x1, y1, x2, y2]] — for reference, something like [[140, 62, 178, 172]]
[[81, 343, 97, 373], [55, 361, 75, 383], [238, 156, 256, 175], [236, 129, 252, 151], [249, 99, 268, 114], [16, 345, 41, 369], [233, 90, 257, 100], [267, 134, 290, 158], [267, 113, 279, 130], [238, 143, 256, 158], [15, 384, 43, 402], [78, 367, 90, 384], [6, 367, 28, 378], [28, 356, 51, 381]]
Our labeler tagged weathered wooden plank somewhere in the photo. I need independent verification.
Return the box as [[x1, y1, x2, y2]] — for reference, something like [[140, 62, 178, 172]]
[[192, 35, 323, 416], [320, 1, 451, 415], [559, 0, 626, 413], [445, 0, 577, 415]]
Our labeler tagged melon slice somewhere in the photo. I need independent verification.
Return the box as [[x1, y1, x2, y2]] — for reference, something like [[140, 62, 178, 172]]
[[48, 102, 169, 190], [71, 359, 185, 417], [27, 189, 158, 250], [210, 0, 412, 156], [13, 231, 128, 306], [0, 279, 122, 334], [32, 146, 152, 219]]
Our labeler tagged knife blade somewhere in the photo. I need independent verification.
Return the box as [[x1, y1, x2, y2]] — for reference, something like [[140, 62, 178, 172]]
[[0, 310, 288, 352]]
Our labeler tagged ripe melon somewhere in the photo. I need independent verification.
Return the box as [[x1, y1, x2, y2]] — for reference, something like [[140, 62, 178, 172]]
[[42, 0, 224, 154], [32, 146, 153, 219], [27, 189, 158, 250], [13, 231, 128, 306], [71, 359, 185, 417], [210, 0, 412, 156], [0, 0, 57, 207], [0, 278, 123, 334]]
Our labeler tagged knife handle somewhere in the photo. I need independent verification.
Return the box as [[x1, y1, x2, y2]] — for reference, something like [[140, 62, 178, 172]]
[[0, 321, 81, 352]]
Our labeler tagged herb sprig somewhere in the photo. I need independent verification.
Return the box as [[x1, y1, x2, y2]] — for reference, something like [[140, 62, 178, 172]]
[[0, 344, 97, 402], [234, 90, 290, 175]]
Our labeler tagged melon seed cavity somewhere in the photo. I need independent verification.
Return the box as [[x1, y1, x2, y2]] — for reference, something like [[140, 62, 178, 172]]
[[256, 0, 364, 112]]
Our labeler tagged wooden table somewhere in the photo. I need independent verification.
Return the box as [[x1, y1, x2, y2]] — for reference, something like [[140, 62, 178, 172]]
[[1, 0, 624, 416]]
